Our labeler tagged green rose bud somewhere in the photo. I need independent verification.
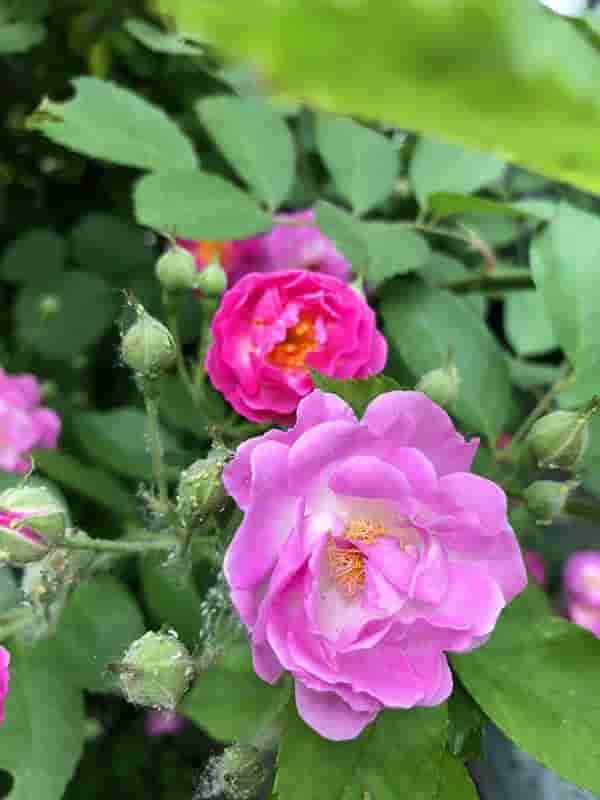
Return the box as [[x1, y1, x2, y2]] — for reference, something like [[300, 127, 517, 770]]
[[523, 480, 577, 525], [216, 744, 266, 800], [527, 410, 589, 470], [0, 485, 68, 544], [156, 245, 197, 293], [416, 360, 460, 410], [118, 631, 195, 710], [195, 262, 227, 297], [176, 444, 230, 525], [121, 307, 176, 378], [0, 516, 49, 565]]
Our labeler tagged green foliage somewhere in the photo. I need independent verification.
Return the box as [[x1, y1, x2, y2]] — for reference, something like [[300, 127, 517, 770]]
[[427, 193, 556, 222], [453, 585, 600, 794], [312, 372, 403, 417], [313, 200, 368, 271], [69, 213, 154, 278], [197, 95, 296, 210], [28, 77, 198, 172], [362, 223, 431, 288], [504, 290, 558, 357], [124, 18, 203, 55], [0, 21, 44, 54], [134, 169, 274, 239], [315, 114, 398, 215], [0, 229, 66, 284]]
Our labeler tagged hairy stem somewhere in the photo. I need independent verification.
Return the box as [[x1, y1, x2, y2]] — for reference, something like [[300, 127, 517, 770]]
[[60, 531, 178, 554], [143, 388, 169, 512]]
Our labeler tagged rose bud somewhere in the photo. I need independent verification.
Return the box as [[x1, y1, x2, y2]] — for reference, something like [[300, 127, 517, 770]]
[[121, 307, 176, 379], [155, 244, 197, 293], [522, 480, 577, 526], [527, 410, 589, 470]]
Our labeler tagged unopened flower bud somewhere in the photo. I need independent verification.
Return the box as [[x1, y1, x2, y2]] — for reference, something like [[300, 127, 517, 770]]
[[38, 294, 61, 319], [527, 410, 589, 469], [216, 744, 266, 800], [195, 262, 227, 297], [416, 360, 460, 409], [0, 511, 49, 565], [0, 485, 68, 544], [118, 630, 195, 710], [177, 444, 229, 524], [156, 245, 197, 292], [523, 480, 577, 525], [121, 307, 176, 378]]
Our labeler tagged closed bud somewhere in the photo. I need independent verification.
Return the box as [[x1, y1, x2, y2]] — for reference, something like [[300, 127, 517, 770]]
[[121, 306, 176, 378], [216, 744, 266, 800], [156, 245, 197, 292], [195, 262, 227, 297], [38, 294, 61, 319], [527, 410, 589, 469], [177, 444, 230, 524], [416, 360, 460, 410], [0, 511, 49, 565], [523, 480, 577, 525], [0, 486, 68, 544], [118, 630, 195, 710]]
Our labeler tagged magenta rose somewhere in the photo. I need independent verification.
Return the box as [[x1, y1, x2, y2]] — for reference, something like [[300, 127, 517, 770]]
[[564, 551, 600, 608], [0, 367, 61, 474], [223, 390, 527, 740], [0, 646, 9, 724], [206, 271, 387, 424], [524, 550, 547, 588]]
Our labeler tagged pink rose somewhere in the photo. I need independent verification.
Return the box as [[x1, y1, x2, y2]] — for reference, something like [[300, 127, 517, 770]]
[[567, 601, 600, 637], [563, 551, 600, 608], [0, 646, 9, 724], [206, 271, 387, 424], [524, 550, 547, 588], [223, 390, 527, 740], [0, 368, 61, 474]]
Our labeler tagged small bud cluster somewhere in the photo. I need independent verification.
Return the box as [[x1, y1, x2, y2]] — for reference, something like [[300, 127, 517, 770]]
[[523, 480, 577, 525], [416, 351, 460, 410], [155, 244, 197, 292], [176, 443, 230, 528]]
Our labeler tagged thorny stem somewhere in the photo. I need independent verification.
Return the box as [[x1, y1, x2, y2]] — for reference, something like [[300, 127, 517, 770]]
[[438, 269, 534, 293]]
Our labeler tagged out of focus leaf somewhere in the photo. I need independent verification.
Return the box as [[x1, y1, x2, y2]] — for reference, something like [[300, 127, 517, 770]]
[[312, 373, 403, 417], [124, 17, 202, 55], [0, 229, 66, 285], [69, 213, 154, 277], [0, 21, 44, 53], [362, 223, 430, 287], [313, 200, 368, 271], [505, 290, 558, 357]]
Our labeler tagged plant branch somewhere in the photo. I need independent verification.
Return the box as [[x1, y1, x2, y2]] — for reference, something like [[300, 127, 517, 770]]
[[142, 386, 170, 512], [508, 364, 573, 447], [163, 291, 200, 408], [59, 531, 178, 554], [438, 268, 534, 293]]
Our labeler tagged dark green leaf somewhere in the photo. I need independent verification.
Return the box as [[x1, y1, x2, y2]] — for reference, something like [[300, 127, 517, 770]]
[[159, 375, 209, 438], [504, 290, 558, 357], [0, 229, 66, 285], [428, 192, 556, 221], [452, 584, 600, 794], [315, 114, 398, 214], [447, 682, 485, 760], [28, 77, 197, 171], [197, 95, 295, 209], [420, 252, 485, 316], [134, 169, 273, 240], [0, 21, 44, 54], [362, 222, 430, 287], [69, 213, 154, 277], [312, 373, 404, 417], [313, 200, 368, 272], [506, 357, 562, 389], [436, 752, 479, 800], [124, 17, 203, 55]]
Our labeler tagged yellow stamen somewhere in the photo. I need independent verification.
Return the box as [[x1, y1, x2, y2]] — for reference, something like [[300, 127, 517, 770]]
[[345, 518, 385, 545], [327, 542, 365, 598], [268, 315, 317, 369]]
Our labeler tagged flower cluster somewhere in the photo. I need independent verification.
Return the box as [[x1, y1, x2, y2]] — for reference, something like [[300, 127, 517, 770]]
[[206, 271, 386, 424], [564, 551, 600, 636], [0, 646, 9, 725], [223, 389, 527, 740], [0, 368, 60, 474]]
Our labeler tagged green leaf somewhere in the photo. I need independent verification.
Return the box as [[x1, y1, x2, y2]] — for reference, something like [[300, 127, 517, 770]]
[[28, 76, 197, 171], [0, 568, 18, 613], [69, 213, 154, 278], [52, 577, 144, 692], [452, 584, 600, 794], [381, 281, 515, 440], [275, 704, 448, 800], [139, 554, 203, 649], [428, 192, 556, 221], [134, 169, 273, 240], [419, 251, 485, 316], [504, 290, 558, 357], [579, 413, 600, 496], [410, 139, 505, 207], [33, 449, 135, 515], [0, 638, 84, 800], [159, 375, 209, 438], [313, 200, 367, 271], [182, 650, 291, 742], [506, 357, 562, 389], [315, 114, 398, 215], [362, 223, 430, 288], [72, 407, 187, 481], [124, 17, 203, 55], [197, 95, 295, 210], [0, 229, 66, 285], [0, 21, 44, 53], [312, 373, 403, 417], [158, 0, 600, 196], [531, 203, 600, 408], [436, 752, 479, 800], [447, 682, 484, 761], [15, 271, 119, 360]]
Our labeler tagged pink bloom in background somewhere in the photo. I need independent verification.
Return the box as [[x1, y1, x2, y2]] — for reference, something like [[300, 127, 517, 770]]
[[563, 551, 600, 608], [524, 550, 547, 588], [178, 208, 352, 288], [0, 646, 9, 725], [144, 710, 185, 737], [223, 390, 527, 740], [567, 601, 600, 637], [206, 271, 386, 424], [0, 368, 60, 473]]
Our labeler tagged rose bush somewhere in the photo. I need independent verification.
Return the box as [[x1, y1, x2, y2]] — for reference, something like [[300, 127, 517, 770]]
[[223, 389, 527, 739]]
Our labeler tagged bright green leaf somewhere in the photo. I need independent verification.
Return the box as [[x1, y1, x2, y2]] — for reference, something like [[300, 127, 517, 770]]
[[453, 584, 600, 794], [0, 21, 44, 53], [410, 139, 505, 207], [313, 200, 367, 271], [0, 229, 66, 285], [275, 704, 448, 800], [362, 222, 430, 287], [505, 290, 558, 357], [28, 76, 197, 171], [134, 169, 273, 240], [428, 192, 556, 221], [312, 373, 404, 417], [124, 17, 203, 55], [0, 638, 84, 800], [15, 271, 119, 359], [157, 0, 600, 196], [436, 752, 479, 800], [197, 95, 296, 210], [315, 114, 398, 214], [52, 577, 145, 692], [531, 203, 600, 408], [381, 281, 516, 440], [69, 213, 154, 277]]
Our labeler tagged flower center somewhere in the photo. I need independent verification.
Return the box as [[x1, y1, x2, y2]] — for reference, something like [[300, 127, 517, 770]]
[[328, 518, 384, 597], [268, 316, 317, 369], [195, 240, 230, 268]]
